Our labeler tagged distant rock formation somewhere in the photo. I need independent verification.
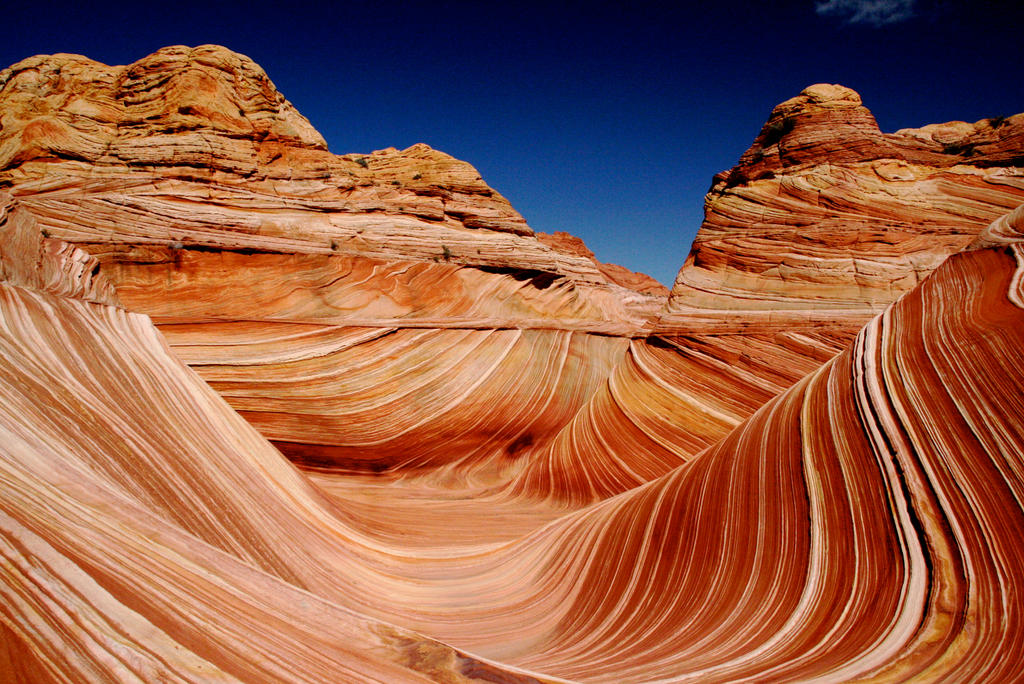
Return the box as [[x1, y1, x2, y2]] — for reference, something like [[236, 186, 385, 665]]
[[514, 83, 1024, 504], [537, 230, 670, 296], [1, 46, 1024, 682], [657, 83, 1024, 333], [0, 45, 665, 334], [538, 83, 1024, 501]]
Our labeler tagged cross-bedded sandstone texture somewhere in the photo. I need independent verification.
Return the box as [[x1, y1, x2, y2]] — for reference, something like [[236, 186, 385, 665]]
[[1, 46, 1023, 682]]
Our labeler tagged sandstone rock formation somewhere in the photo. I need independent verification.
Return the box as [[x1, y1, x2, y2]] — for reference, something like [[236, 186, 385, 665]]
[[516, 87, 1024, 501], [3, 190, 1024, 683], [548, 83, 1024, 506], [0, 45, 666, 482], [0, 45, 664, 332], [659, 83, 1024, 333], [1, 45, 1024, 682]]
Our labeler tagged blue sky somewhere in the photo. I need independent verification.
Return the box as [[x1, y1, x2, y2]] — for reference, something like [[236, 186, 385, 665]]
[[5, 0, 1023, 285]]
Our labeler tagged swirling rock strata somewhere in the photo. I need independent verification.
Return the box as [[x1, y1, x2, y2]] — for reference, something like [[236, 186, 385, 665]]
[[557, 84, 1024, 503], [2, 45, 1024, 682], [0, 194, 118, 306], [0, 45, 668, 479], [518, 78, 1024, 501], [2, 195, 1023, 684], [0, 282, 552, 683], [482, 225, 1024, 681]]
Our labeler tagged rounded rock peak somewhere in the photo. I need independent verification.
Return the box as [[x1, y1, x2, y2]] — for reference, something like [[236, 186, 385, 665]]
[[135, 44, 267, 76], [774, 84, 864, 115], [799, 83, 863, 105], [767, 84, 870, 125]]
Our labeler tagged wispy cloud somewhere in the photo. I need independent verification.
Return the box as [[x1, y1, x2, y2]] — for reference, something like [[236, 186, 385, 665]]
[[815, 0, 915, 26]]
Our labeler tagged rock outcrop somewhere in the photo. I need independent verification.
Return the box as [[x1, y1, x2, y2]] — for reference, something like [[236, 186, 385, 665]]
[[3, 174, 1024, 684], [658, 83, 1024, 333], [1, 45, 1024, 683], [493, 213, 1024, 679], [537, 230, 670, 296], [505, 85, 1024, 504], [0, 45, 667, 480], [0, 195, 118, 306], [0, 45, 665, 333], [527, 84, 1024, 506]]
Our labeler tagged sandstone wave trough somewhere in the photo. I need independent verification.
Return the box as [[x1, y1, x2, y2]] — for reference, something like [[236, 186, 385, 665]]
[[1, 47, 1023, 682]]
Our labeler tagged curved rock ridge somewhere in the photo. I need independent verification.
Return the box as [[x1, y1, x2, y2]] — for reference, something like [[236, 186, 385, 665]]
[[505, 328, 851, 503], [494, 232, 1024, 680], [657, 83, 1024, 334], [1, 200, 1023, 680], [97, 246, 659, 333], [969, 201, 1024, 250], [0, 44, 665, 332], [170, 324, 629, 480]]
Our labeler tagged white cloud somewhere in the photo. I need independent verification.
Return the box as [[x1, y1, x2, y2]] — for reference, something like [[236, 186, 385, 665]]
[[816, 0, 915, 25]]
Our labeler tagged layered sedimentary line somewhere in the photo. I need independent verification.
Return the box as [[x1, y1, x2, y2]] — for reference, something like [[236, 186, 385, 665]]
[[98, 245, 657, 333], [504, 327, 853, 504], [9, 182, 662, 333], [161, 323, 627, 481], [18, 186, 607, 286], [0, 198, 118, 306], [154, 315, 851, 504]]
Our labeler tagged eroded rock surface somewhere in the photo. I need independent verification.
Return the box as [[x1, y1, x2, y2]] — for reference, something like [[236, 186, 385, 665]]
[[0, 45, 667, 479], [537, 231, 670, 296], [3, 196, 1024, 683], [1, 47, 1024, 683], [0, 45, 664, 332], [659, 83, 1024, 333]]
